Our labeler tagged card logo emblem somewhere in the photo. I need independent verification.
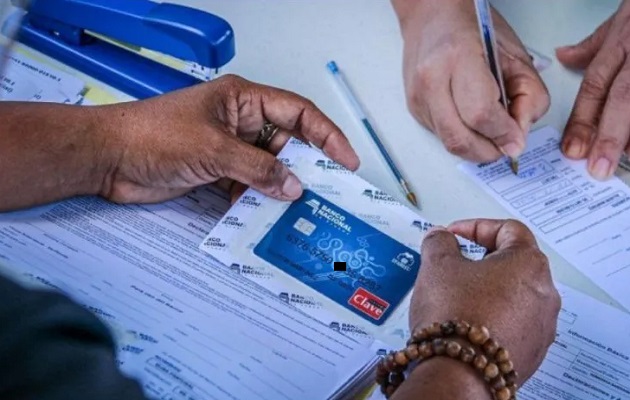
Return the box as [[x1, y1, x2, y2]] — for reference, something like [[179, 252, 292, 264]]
[[349, 288, 389, 320], [305, 199, 321, 214], [392, 252, 415, 271], [304, 197, 352, 233]]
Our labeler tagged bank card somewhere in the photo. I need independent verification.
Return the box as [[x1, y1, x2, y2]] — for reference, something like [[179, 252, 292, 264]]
[[253, 190, 419, 325]]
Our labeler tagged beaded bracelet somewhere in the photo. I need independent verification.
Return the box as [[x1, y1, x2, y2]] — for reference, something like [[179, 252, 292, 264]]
[[375, 320, 518, 400]]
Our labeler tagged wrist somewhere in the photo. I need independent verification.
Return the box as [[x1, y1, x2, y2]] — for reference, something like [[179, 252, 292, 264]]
[[393, 355, 492, 400], [391, 0, 470, 33], [85, 105, 127, 198], [377, 321, 519, 399], [390, 0, 423, 33]]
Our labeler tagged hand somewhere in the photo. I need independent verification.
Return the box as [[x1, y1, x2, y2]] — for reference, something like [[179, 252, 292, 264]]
[[556, 0, 630, 180], [392, 0, 549, 162], [408, 219, 560, 384], [96, 74, 360, 204]]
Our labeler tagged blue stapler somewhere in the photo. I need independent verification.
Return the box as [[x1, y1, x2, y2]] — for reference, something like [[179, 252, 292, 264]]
[[3, 0, 235, 99]]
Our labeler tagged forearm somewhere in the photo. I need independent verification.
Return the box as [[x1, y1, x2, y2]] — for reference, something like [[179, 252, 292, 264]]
[[0, 102, 118, 211], [391, 0, 477, 43], [391, 358, 492, 400], [391, 0, 469, 25]]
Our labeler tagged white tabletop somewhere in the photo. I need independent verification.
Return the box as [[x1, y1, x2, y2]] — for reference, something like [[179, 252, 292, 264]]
[[170, 0, 626, 309]]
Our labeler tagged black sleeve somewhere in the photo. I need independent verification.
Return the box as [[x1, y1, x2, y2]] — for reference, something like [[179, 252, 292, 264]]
[[0, 272, 148, 400]]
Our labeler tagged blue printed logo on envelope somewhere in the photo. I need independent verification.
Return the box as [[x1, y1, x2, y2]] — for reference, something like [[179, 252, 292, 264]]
[[253, 190, 420, 325]]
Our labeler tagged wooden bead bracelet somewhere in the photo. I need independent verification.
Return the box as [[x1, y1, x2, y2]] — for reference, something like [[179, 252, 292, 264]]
[[375, 320, 518, 400]]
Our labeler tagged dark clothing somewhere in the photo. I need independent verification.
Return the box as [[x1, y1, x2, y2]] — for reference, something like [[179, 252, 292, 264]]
[[0, 273, 147, 400]]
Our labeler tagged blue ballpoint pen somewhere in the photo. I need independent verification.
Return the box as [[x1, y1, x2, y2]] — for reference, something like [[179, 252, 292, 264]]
[[474, 0, 519, 175], [326, 60, 418, 207]]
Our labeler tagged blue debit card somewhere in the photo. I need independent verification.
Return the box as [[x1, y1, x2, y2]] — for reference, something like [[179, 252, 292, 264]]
[[253, 189, 420, 325]]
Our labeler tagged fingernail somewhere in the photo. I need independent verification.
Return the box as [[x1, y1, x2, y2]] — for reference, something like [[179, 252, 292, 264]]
[[282, 174, 303, 198], [590, 157, 613, 181], [563, 138, 584, 159], [500, 142, 523, 158]]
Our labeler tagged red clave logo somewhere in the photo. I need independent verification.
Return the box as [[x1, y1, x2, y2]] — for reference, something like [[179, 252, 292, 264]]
[[348, 288, 389, 320]]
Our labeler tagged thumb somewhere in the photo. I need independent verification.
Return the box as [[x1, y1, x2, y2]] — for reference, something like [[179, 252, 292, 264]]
[[420, 227, 467, 277], [556, 16, 613, 70], [216, 134, 303, 201]]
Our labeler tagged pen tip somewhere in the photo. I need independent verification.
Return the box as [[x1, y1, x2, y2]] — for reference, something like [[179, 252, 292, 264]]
[[407, 193, 419, 208], [510, 158, 519, 175]]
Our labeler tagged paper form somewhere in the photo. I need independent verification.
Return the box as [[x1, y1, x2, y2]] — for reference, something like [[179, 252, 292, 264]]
[[521, 283, 630, 400], [200, 139, 486, 350], [1, 66, 44, 101], [126, 326, 382, 400], [459, 126, 630, 310], [6, 52, 86, 98], [368, 283, 630, 400], [0, 185, 380, 399], [0, 51, 85, 103]]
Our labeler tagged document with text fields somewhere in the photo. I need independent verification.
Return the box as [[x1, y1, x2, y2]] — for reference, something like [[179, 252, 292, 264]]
[[1, 51, 85, 103], [460, 126, 630, 310]]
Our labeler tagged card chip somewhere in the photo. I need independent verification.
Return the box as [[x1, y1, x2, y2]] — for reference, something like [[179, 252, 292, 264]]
[[293, 217, 316, 236]]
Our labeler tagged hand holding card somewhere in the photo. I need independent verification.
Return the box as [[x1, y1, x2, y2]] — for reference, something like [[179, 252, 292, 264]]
[[200, 141, 487, 346]]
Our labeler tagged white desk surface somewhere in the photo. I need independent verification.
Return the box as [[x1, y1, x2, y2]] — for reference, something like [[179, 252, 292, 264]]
[[169, 0, 626, 310], [9, 0, 628, 310]]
